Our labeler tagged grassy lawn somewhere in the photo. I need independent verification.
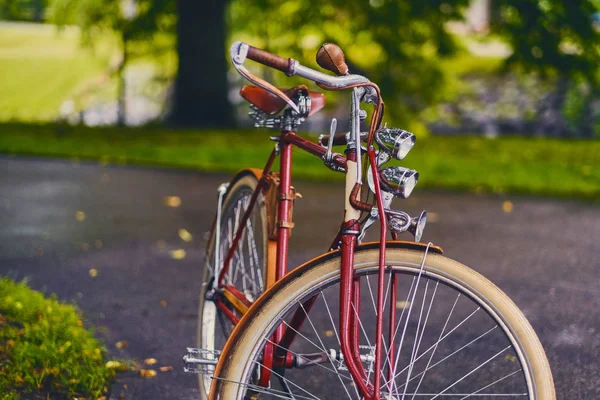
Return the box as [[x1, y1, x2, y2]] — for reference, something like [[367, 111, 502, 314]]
[[0, 278, 115, 398], [0, 123, 598, 200], [0, 22, 113, 122]]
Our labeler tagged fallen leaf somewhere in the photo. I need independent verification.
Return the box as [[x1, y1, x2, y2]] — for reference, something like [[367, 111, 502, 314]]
[[140, 369, 157, 378], [105, 361, 128, 371], [164, 196, 181, 208], [396, 301, 411, 309], [89, 269, 98, 278], [42, 232, 50, 240], [160, 300, 168, 308], [115, 340, 129, 350], [80, 242, 90, 251], [504, 354, 517, 362], [97, 396, 107, 400], [75, 211, 86, 221], [324, 330, 335, 338], [502, 200, 513, 213], [159, 366, 173, 372], [178, 228, 193, 242], [144, 358, 157, 365], [95, 240, 103, 249], [169, 249, 186, 260]]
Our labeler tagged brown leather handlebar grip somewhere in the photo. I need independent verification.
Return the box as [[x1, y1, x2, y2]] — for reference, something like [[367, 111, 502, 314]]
[[319, 133, 348, 147], [247, 45, 294, 75]]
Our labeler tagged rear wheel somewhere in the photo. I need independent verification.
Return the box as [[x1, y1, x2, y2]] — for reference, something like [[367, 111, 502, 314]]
[[212, 246, 555, 400], [197, 173, 268, 399]]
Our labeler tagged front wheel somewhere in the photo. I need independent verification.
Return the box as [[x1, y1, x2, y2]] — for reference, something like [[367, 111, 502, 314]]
[[211, 244, 555, 399]]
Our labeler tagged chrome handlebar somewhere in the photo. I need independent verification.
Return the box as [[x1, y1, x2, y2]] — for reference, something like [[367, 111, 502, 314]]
[[230, 41, 372, 91]]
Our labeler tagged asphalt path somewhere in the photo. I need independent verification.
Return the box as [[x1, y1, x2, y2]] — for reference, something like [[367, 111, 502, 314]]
[[0, 156, 598, 399]]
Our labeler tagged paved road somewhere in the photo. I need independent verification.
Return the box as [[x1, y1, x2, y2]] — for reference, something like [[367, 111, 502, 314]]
[[0, 156, 598, 399]]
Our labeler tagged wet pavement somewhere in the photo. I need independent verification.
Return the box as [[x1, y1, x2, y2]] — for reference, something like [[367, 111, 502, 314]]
[[0, 156, 598, 399]]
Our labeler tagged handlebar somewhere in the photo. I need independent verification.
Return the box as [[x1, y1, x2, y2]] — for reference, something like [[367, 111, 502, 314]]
[[230, 41, 375, 90], [246, 45, 295, 76]]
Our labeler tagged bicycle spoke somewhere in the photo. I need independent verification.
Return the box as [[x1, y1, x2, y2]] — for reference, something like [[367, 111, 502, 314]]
[[214, 376, 318, 400], [251, 360, 322, 400], [458, 369, 525, 400], [298, 302, 355, 399], [429, 345, 512, 400]]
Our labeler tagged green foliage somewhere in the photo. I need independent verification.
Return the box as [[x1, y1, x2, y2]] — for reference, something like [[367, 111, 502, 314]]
[[492, 0, 600, 82], [229, 0, 471, 128], [0, 278, 115, 397], [48, 0, 175, 42], [0, 123, 598, 200], [0, 0, 47, 21]]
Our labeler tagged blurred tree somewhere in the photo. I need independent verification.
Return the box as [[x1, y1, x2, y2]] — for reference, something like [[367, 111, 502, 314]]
[[490, 0, 600, 136], [0, 0, 47, 21], [169, 0, 231, 127], [48, 0, 175, 125], [229, 0, 471, 131], [46, 0, 599, 132]]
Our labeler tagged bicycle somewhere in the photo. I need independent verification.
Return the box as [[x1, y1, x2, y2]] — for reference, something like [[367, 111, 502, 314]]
[[183, 41, 556, 400]]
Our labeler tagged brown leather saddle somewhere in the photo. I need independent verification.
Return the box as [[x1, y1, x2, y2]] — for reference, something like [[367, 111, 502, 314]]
[[240, 85, 326, 116]]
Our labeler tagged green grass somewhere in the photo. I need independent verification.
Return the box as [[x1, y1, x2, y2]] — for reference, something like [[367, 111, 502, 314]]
[[0, 23, 112, 122], [0, 278, 115, 398], [0, 123, 598, 200]]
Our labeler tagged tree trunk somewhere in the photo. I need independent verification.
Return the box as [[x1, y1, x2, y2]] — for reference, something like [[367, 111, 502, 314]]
[[169, 0, 232, 127]]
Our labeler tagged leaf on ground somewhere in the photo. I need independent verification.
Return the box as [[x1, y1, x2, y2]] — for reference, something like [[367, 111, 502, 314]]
[[324, 330, 334, 338], [115, 340, 129, 349], [105, 361, 128, 371], [89, 268, 98, 278], [504, 354, 517, 362], [169, 249, 186, 260], [95, 240, 103, 249], [160, 300, 168, 308], [396, 301, 411, 309], [144, 358, 157, 365], [140, 369, 157, 378], [178, 228, 193, 242], [75, 211, 86, 221], [163, 196, 181, 208], [159, 366, 173, 372], [502, 200, 513, 213]]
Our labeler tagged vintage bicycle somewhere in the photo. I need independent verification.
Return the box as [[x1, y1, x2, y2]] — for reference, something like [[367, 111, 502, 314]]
[[183, 41, 555, 399]]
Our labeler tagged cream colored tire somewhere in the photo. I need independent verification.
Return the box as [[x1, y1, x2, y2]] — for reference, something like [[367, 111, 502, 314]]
[[212, 245, 555, 399]]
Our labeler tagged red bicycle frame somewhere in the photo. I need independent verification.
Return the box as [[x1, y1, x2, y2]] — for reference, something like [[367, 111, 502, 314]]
[[211, 116, 399, 399]]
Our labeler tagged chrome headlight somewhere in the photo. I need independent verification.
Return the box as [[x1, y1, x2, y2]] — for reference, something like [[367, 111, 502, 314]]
[[378, 166, 419, 199], [375, 128, 416, 160]]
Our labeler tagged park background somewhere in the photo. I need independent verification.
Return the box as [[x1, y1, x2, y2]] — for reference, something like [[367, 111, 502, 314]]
[[0, 0, 599, 398]]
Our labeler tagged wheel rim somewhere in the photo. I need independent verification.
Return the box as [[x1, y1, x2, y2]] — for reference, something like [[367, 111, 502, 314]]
[[200, 185, 266, 395], [225, 261, 537, 400]]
